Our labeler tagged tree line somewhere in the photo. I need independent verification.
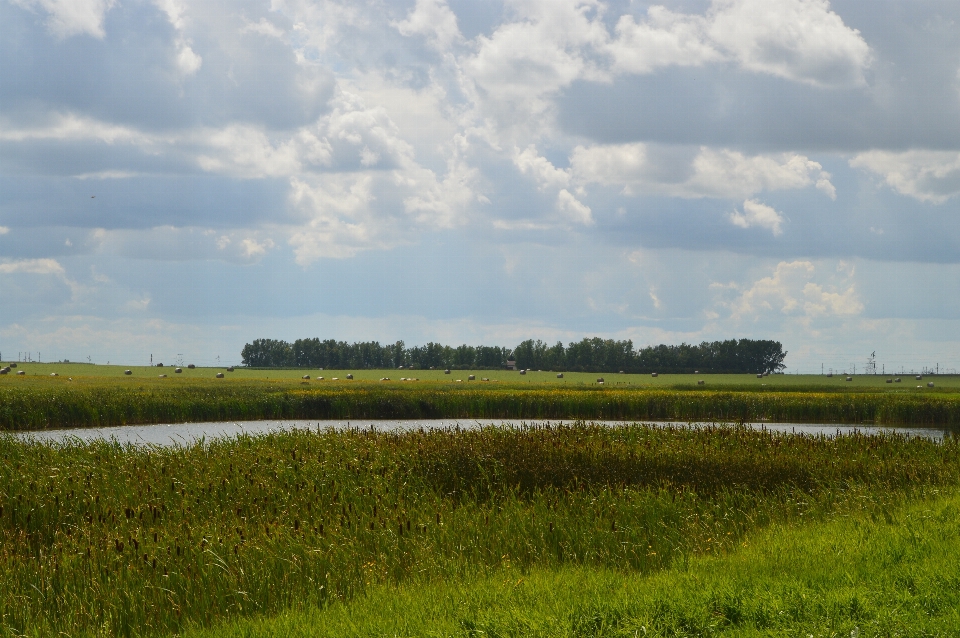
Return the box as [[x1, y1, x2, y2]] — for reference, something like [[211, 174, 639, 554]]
[[240, 337, 787, 374]]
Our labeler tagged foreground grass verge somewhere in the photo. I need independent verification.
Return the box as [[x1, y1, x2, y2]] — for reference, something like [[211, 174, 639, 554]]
[[187, 490, 960, 637], [2, 376, 960, 430], [1, 424, 958, 636]]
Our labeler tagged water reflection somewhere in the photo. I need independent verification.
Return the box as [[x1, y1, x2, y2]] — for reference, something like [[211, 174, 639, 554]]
[[9, 419, 952, 447]]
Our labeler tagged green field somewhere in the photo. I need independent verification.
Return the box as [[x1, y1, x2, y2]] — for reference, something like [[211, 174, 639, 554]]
[[1, 423, 958, 636], [4, 360, 959, 390], [3, 362, 960, 430]]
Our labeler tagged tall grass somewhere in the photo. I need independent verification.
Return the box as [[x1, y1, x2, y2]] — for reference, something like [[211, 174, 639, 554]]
[[2, 377, 960, 430], [1, 424, 958, 636]]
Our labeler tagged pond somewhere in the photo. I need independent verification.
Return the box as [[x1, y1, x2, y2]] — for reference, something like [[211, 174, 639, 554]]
[[8, 419, 952, 446]]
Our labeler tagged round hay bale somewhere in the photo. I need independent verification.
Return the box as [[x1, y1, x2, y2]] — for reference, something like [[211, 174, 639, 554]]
[[928, 382, 934, 387], [216, 372, 224, 378], [0, 369, 7, 375], [697, 379, 705, 385], [886, 379, 893, 383], [10, 363, 16, 368], [302, 375, 310, 380], [175, 368, 182, 373], [757, 373, 763, 378], [468, 375, 475, 380], [346, 374, 353, 379], [124, 370, 132, 375], [50, 372, 58, 377], [187, 364, 196, 369], [846, 377, 853, 381], [444, 369, 451, 374], [519, 370, 526, 375], [895, 378, 901, 382], [156, 363, 163, 367], [227, 366, 234, 372], [916, 375, 922, 380], [557, 373, 563, 378], [596, 377, 604, 384], [17, 370, 24, 375], [159, 374, 167, 378], [651, 372, 658, 377]]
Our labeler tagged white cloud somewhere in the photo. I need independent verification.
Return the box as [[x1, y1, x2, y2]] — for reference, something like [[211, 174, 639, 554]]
[[850, 150, 960, 204], [570, 144, 834, 199], [240, 238, 275, 258], [726, 260, 862, 320], [0, 258, 66, 275], [729, 199, 785, 236], [395, 0, 463, 51], [153, 0, 202, 75], [608, 7, 722, 73], [126, 297, 151, 311], [0, 226, 9, 235], [706, 0, 872, 87], [240, 18, 286, 39], [607, 0, 871, 87], [12, 0, 116, 38], [514, 146, 571, 191], [556, 189, 593, 225], [176, 44, 202, 75]]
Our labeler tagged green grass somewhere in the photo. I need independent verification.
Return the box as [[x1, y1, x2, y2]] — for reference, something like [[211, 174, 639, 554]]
[[1, 424, 958, 636], [184, 489, 960, 637], [3, 372, 960, 430]]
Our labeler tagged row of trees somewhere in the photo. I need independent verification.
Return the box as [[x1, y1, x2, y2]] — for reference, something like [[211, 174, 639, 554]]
[[241, 337, 786, 374]]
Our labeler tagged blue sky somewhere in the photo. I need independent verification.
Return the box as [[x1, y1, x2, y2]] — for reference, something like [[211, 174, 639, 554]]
[[2, 0, 959, 372]]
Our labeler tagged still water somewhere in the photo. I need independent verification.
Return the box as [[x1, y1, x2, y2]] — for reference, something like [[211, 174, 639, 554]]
[[10, 419, 952, 446]]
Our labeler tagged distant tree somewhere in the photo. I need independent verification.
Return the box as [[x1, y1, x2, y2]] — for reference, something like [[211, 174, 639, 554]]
[[240, 336, 786, 373], [241, 339, 293, 367]]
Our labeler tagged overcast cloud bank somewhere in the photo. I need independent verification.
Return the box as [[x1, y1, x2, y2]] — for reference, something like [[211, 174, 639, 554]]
[[2, 0, 959, 372]]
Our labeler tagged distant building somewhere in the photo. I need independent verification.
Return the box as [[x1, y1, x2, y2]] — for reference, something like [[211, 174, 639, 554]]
[[506, 358, 516, 370]]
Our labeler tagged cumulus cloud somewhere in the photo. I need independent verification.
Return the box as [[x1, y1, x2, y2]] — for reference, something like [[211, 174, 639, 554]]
[[0, 226, 9, 235], [570, 144, 835, 199], [706, 0, 872, 87], [395, 0, 463, 51], [0, 258, 66, 275], [850, 150, 960, 204], [12, 0, 116, 38], [607, 0, 871, 87], [556, 189, 593, 225], [514, 146, 571, 192], [609, 8, 722, 74], [724, 260, 863, 320], [729, 199, 785, 236]]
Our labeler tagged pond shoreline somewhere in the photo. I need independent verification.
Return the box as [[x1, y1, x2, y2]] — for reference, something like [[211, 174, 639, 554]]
[[10, 418, 952, 446]]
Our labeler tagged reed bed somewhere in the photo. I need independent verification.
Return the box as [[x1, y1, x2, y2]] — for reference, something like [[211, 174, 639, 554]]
[[2, 378, 960, 431], [1, 423, 958, 636]]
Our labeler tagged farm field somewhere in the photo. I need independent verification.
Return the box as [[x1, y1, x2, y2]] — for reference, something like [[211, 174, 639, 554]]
[[4, 360, 959, 389], [3, 363, 960, 430], [1, 423, 958, 637]]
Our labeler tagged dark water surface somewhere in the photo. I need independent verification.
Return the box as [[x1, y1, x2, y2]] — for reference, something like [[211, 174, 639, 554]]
[[9, 419, 952, 446]]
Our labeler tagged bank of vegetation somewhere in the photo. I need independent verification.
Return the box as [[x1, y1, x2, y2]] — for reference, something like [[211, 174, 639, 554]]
[[1, 424, 958, 636], [2, 379, 960, 430], [241, 337, 787, 374]]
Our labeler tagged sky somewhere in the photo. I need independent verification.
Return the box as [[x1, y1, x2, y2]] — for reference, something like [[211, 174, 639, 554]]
[[2, 0, 959, 373]]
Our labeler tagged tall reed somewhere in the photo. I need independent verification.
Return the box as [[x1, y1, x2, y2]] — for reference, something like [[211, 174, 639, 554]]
[[1, 423, 957, 636], [2, 377, 959, 430]]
